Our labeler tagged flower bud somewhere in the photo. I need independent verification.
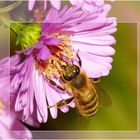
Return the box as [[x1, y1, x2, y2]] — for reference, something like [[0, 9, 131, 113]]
[[11, 23, 41, 49]]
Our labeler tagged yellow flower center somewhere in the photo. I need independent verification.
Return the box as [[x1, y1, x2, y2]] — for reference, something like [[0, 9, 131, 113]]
[[35, 33, 74, 80], [48, 33, 74, 60]]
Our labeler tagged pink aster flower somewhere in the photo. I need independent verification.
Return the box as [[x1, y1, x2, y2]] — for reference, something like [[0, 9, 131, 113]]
[[2, 1, 117, 125]]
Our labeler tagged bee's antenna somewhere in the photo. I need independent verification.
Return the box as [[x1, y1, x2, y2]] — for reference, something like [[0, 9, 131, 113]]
[[76, 49, 82, 67]]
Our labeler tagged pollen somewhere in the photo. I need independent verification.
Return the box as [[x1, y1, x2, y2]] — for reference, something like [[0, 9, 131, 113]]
[[34, 32, 74, 82], [51, 33, 74, 60]]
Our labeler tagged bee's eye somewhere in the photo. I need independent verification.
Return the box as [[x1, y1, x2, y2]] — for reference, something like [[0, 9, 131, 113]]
[[63, 73, 73, 81], [62, 64, 80, 81], [76, 67, 80, 75], [74, 65, 80, 75]]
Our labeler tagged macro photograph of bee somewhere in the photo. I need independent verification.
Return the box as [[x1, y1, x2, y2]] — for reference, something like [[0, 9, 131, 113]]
[[8, 22, 137, 132], [0, 1, 138, 140], [28, 23, 137, 132], [47, 53, 112, 118]]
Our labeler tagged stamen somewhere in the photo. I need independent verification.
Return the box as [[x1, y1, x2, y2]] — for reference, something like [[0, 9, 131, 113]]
[[35, 33, 74, 82], [52, 33, 74, 60]]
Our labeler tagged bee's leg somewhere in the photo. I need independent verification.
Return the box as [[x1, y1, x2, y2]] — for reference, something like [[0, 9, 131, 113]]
[[48, 97, 74, 108], [76, 50, 82, 67], [48, 79, 65, 91], [93, 78, 100, 83]]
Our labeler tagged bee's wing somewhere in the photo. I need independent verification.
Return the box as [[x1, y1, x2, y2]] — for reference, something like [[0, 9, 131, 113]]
[[91, 80, 112, 107]]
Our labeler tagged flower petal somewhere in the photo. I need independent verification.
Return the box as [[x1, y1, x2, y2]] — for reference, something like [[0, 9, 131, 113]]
[[50, 0, 61, 10], [44, 8, 59, 23], [33, 68, 48, 123], [44, 81, 58, 119], [43, 0, 47, 10], [67, 17, 106, 32], [72, 41, 115, 56], [37, 45, 51, 60], [81, 58, 110, 78], [28, 0, 36, 11], [76, 51, 113, 70], [72, 35, 116, 46], [69, 0, 83, 5], [60, 106, 69, 113]]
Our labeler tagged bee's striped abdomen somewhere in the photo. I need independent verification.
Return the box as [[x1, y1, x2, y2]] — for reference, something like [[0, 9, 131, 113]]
[[75, 87, 99, 117]]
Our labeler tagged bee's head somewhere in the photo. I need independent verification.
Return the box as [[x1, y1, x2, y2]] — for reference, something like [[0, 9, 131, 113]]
[[61, 64, 80, 81]]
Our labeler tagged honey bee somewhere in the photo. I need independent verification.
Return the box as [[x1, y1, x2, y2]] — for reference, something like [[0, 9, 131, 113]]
[[48, 53, 112, 117], [62, 67, 99, 117]]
